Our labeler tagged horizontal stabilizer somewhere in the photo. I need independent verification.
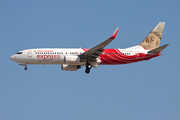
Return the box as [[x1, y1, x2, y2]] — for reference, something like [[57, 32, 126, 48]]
[[148, 44, 169, 54]]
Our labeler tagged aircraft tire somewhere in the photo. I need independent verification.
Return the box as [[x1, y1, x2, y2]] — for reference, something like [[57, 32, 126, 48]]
[[86, 62, 92, 69], [85, 68, 90, 74], [24, 67, 28, 70]]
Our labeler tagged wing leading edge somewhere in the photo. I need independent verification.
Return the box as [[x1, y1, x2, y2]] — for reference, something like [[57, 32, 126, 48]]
[[80, 28, 119, 61]]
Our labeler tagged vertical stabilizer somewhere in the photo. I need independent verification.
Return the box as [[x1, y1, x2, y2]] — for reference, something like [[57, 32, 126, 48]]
[[139, 22, 165, 50]]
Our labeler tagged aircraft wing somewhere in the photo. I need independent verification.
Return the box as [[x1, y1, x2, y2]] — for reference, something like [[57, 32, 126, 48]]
[[80, 28, 119, 61]]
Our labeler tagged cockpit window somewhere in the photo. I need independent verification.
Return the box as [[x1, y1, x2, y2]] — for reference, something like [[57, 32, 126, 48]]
[[16, 52, 23, 54]]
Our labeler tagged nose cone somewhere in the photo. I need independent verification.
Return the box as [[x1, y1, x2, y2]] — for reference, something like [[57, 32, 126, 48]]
[[9, 55, 16, 62]]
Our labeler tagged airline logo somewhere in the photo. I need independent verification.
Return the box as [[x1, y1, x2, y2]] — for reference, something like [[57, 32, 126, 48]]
[[37, 55, 60, 61], [36, 50, 60, 61]]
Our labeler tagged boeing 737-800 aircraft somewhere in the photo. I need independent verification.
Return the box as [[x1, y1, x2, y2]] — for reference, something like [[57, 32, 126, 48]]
[[10, 22, 168, 74]]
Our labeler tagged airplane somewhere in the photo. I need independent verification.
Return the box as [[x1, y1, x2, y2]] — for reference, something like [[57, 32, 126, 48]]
[[10, 22, 169, 74]]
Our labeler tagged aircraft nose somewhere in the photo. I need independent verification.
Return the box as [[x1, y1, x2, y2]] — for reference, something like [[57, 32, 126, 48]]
[[9, 55, 16, 61]]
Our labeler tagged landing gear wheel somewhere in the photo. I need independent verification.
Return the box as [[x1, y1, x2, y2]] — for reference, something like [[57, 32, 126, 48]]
[[86, 62, 92, 69], [24, 66, 27, 70], [87, 65, 92, 69], [85, 62, 92, 74], [85, 69, 90, 74]]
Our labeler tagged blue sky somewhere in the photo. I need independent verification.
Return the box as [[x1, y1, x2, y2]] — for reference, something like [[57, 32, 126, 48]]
[[0, 0, 180, 120]]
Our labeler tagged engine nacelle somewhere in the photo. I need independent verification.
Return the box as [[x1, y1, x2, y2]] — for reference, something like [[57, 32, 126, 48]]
[[61, 64, 81, 71], [64, 56, 80, 64]]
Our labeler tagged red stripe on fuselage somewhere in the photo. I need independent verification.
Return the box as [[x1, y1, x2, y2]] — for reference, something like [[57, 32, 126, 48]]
[[82, 48, 160, 65]]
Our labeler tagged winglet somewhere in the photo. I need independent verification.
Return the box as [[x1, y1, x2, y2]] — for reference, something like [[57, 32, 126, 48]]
[[109, 28, 119, 39]]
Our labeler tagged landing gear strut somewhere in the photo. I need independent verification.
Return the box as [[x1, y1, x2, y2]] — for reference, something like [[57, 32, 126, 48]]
[[85, 62, 92, 74], [19, 64, 28, 70]]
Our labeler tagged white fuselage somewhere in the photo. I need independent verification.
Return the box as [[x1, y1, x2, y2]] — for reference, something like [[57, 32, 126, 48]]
[[10, 48, 87, 65]]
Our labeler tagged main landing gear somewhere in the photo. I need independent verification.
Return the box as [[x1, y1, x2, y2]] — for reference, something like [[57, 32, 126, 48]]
[[85, 62, 92, 74]]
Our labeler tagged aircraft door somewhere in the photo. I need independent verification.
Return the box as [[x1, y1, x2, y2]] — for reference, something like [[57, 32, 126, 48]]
[[135, 50, 139, 58], [28, 50, 32, 57]]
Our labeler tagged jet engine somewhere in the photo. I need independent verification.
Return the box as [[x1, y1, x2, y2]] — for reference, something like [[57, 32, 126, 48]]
[[61, 64, 81, 71], [64, 56, 80, 64]]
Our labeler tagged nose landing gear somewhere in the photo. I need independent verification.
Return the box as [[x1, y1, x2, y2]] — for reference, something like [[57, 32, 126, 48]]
[[19, 64, 28, 70], [24, 66, 28, 70]]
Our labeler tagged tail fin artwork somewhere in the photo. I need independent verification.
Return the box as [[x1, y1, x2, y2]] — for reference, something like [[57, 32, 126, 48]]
[[140, 22, 165, 50]]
